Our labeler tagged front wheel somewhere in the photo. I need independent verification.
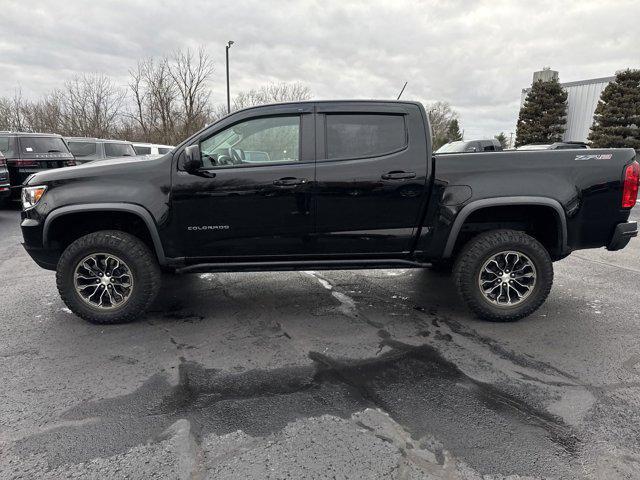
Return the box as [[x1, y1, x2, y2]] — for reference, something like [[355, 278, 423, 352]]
[[453, 230, 553, 322], [56, 230, 161, 324]]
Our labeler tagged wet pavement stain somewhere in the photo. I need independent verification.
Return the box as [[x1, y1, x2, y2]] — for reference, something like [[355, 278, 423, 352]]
[[14, 340, 579, 477]]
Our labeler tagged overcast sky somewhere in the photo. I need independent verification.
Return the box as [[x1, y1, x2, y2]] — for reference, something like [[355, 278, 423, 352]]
[[2, 0, 638, 138]]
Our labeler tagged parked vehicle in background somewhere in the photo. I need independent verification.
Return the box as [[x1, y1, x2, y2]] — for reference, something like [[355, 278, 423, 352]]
[[0, 152, 11, 206], [66, 138, 137, 164], [517, 142, 589, 151], [436, 139, 503, 154], [20, 100, 638, 325], [132, 143, 174, 156], [0, 132, 75, 199]]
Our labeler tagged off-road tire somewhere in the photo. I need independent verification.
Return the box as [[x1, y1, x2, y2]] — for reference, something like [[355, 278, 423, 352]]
[[56, 230, 161, 324], [453, 229, 553, 322]]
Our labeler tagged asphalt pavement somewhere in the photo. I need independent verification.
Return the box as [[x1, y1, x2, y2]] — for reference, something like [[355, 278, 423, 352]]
[[1, 204, 639, 479]]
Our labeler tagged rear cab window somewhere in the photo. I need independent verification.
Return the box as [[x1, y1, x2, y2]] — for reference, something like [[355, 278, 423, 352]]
[[324, 114, 407, 160], [104, 143, 136, 158]]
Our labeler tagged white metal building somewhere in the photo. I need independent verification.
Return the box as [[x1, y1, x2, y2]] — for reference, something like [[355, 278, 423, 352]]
[[520, 69, 614, 143]]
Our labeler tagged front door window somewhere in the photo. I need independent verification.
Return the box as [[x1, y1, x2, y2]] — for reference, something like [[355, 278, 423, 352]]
[[200, 116, 300, 169]]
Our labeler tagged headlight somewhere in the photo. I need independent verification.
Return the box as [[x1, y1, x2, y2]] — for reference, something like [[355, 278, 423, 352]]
[[22, 185, 47, 210]]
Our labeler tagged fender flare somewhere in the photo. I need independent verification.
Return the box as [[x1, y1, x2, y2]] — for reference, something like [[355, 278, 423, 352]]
[[442, 196, 568, 258], [43, 203, 167, 265]]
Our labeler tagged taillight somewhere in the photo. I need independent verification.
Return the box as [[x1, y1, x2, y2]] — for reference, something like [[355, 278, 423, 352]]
[[11, 159, 39, 167], [622, 161, 639, 208]]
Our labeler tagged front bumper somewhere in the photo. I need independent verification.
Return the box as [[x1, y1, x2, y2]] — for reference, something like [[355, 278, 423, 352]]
[[22, 242, 59, 270], [607, 221, 638, 251], [21, 216, 59, 270]]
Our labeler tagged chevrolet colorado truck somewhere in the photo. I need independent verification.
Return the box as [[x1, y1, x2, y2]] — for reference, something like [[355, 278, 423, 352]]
[[19, 101, 639, 324]]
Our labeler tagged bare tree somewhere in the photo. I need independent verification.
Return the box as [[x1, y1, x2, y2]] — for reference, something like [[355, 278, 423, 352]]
[[21, 90, 66, 134], [232, 82, 311, 111], [426, 101, 459, 150], [168, 47, 214, 139], [63, 74, 126, 138], [209, 82, 312, 123], [0, 96, 14, 131]]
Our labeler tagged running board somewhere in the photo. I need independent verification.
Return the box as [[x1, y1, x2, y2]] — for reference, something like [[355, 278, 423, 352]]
[[176, 259, 431, 274]]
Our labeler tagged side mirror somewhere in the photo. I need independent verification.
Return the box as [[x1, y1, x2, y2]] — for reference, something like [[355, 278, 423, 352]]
[[183, 144, 203, 173]]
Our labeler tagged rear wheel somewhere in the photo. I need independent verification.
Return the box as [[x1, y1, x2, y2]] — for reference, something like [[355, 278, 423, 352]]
[[453, 229, 553, 322], [56, 230, 161, 324]]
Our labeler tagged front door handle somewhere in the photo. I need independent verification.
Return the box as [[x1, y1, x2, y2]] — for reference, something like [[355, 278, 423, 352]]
[[381, 171, 416, 180], [273, 177, 308, 186]]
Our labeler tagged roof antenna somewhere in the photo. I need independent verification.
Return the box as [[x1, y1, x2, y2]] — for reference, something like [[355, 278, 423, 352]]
[[396, 81, 408, 100]]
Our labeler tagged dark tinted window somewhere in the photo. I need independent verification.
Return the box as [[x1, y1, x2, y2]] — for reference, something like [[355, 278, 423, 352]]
[[325, 114, 406, 160], [0, 136, 17, 158], [104, 143, 136, 157], [158, 147, 172, 154], [20, 137, 69, 155], [68, 141, 98, 157], [134, 146, 151, 155]]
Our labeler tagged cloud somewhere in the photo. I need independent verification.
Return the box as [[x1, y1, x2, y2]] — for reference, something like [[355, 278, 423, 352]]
[[0, 0, 638, 138]]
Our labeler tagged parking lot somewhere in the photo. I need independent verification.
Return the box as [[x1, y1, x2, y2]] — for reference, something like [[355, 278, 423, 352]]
[[0, 204, 638, 479]]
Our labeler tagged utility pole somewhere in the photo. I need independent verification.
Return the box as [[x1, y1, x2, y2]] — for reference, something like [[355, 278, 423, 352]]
[[509, 132, 514, 149], [226, 41, 234, 114]]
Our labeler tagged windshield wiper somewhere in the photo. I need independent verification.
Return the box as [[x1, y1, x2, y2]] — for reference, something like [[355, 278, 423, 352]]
[[48, 149, 63, 153]]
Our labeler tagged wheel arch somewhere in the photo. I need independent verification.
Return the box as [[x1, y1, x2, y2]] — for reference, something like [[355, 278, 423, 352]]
[[442, 197, 568, 259], [43, 203, 167, 265]]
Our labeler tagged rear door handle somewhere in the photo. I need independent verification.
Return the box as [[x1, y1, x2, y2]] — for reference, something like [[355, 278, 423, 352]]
[[381, 171, 416, 180], [273, 177, 308, 186]]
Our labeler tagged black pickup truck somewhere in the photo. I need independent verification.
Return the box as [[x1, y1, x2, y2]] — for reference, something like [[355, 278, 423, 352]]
[[20, 101, 639, 324]]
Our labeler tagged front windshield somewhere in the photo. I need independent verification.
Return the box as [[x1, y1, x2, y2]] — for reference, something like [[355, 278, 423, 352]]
[[435, 141, 468, 153]]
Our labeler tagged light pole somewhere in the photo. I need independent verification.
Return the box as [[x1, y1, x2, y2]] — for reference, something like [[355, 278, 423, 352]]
[[226, 40, 234, 114]]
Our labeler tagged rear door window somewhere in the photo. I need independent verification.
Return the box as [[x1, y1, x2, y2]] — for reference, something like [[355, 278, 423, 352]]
[[325, 114, 406, 160], [104, 143, 136, 157]]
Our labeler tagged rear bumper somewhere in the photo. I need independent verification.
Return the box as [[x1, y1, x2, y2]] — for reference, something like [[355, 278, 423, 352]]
[[607, 221, 638, 251]]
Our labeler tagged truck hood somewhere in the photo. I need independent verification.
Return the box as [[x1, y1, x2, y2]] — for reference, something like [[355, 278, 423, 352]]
[[26, 154, 166, 185]]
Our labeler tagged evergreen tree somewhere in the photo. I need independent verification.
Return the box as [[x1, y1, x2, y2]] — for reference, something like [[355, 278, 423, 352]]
[[588, 69, 640, 149], [515, 78, 567, 146], [447, 118, 463, 142], [495, 132, 508, 149]]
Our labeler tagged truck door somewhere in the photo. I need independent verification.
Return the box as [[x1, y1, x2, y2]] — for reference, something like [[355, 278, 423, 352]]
[[171, 106, 316, 258], [314, 103, 430, 254]]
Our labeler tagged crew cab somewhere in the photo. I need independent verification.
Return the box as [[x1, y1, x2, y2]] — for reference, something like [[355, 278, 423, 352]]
[[19, 101, 639, 324]]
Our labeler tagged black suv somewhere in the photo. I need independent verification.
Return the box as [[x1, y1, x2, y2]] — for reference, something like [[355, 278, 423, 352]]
[[0, 132, 75, 199]]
